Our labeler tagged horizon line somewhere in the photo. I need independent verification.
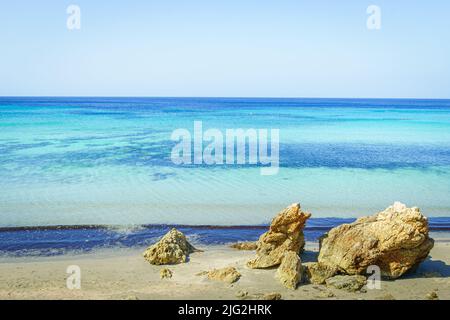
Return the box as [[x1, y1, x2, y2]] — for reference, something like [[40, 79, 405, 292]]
[[1, 95, 450, 101]]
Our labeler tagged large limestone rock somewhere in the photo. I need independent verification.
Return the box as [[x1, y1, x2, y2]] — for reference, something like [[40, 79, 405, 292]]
[[247, 203, 311, 269], [143, 228, 198, 265], [276, 251, 302, 289], [318, 202, 434, 279]]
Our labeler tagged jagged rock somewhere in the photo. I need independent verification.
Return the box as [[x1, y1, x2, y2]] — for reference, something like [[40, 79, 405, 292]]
[[303, 262, 338, 284], [207, 267, 241, 284], [143, 228, 198, 265], [230, 242, 258, 250], [247, 203, 311, 269], [325, 275, 367, 292], [160, 268, 173, 279], [276, 251, 302, 289], [319, 202, 434, 279]]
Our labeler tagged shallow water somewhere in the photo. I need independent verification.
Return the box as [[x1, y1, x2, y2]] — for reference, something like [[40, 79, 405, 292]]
[[1, 97, 450, 227], [0, 218, 449, 257]]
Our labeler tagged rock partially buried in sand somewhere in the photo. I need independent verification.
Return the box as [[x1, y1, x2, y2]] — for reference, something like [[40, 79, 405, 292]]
[[207, 267, 241, 284], [235, 290, 249, 299], [303, 262, 338, 284], [143, 228, 198, 265], [247, 203, 311, 269], [276, 251, 302, 289], [230, 242, 258, 250], [258, 292, 282, 300], [426, 291, 439, 300], [160, 268, 173, 279], [242, 292, 282, 300], [318, 202, 434, 279], [325, 275, 367, 292], [375, 293, 396, 300]]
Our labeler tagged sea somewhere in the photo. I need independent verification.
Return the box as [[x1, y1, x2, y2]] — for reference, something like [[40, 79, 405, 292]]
[[1, 97, 450, 256]]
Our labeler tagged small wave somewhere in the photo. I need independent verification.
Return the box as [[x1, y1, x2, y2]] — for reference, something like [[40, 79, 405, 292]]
[[104, 224, 147, 235]]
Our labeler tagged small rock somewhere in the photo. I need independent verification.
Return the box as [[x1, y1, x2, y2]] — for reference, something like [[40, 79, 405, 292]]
[[261, 292, 282, 300], [160, 268, 172, 279], [230, 242, 257, 250], [375, 293, 396, 300], [143, 228, 199, 265], [426, 291, 439, 300], [320, 291, 335, 298], [251, 292, 282, 300], [195, 271, 208, 276], [325, 275, 367, 292], [235, 290, 248, 299], [207, 267, 241, 284], [124, 295, 139, 300]]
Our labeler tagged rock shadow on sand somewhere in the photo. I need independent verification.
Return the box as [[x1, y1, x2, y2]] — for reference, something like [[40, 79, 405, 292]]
[[399, 257, 450, 279]]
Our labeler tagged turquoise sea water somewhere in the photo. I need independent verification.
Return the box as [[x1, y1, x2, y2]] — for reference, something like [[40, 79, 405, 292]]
[[1, 97, 450, 227]]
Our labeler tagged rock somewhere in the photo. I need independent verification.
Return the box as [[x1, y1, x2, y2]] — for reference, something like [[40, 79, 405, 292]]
[[320, 291, 335, 298], [207, 267, 241, 284], [195, 271, 208, 276], [303, 262, 338, 284], [235, 290, 248, 299], [426, 291, 439, 300], [247, 203, 311, 269], [325, 275, 367, 292], [260, 292, 282, 300], [143, 228, 198, 265], [276, 251, 302, 289], [230, 242, 258, 250], [124, 295, 139, 300], [249, 292, 282, 300], [318, 202, 434, 279], [375, 293, 396, 300], [160, 268, 172, 279]]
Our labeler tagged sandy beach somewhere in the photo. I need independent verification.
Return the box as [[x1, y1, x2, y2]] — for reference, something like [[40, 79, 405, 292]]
[[0, 242, 449, 300]]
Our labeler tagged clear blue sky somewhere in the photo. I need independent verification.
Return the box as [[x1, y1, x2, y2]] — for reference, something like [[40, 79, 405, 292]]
[[1, 0, 449, 98]]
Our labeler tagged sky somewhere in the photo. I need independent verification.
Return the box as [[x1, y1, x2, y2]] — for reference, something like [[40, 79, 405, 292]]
[[0, 0, 449, 98]]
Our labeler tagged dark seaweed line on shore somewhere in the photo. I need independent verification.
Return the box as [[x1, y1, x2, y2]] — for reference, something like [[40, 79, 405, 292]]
[[1, 218, 450, 233]]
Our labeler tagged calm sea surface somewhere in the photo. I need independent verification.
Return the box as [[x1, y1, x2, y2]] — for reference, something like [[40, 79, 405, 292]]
[[1, 97, 450, 227]]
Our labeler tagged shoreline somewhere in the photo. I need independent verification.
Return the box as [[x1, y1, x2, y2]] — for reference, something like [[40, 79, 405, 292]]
[[0, 242, 449, 300], [1, 216, 450, 231]]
